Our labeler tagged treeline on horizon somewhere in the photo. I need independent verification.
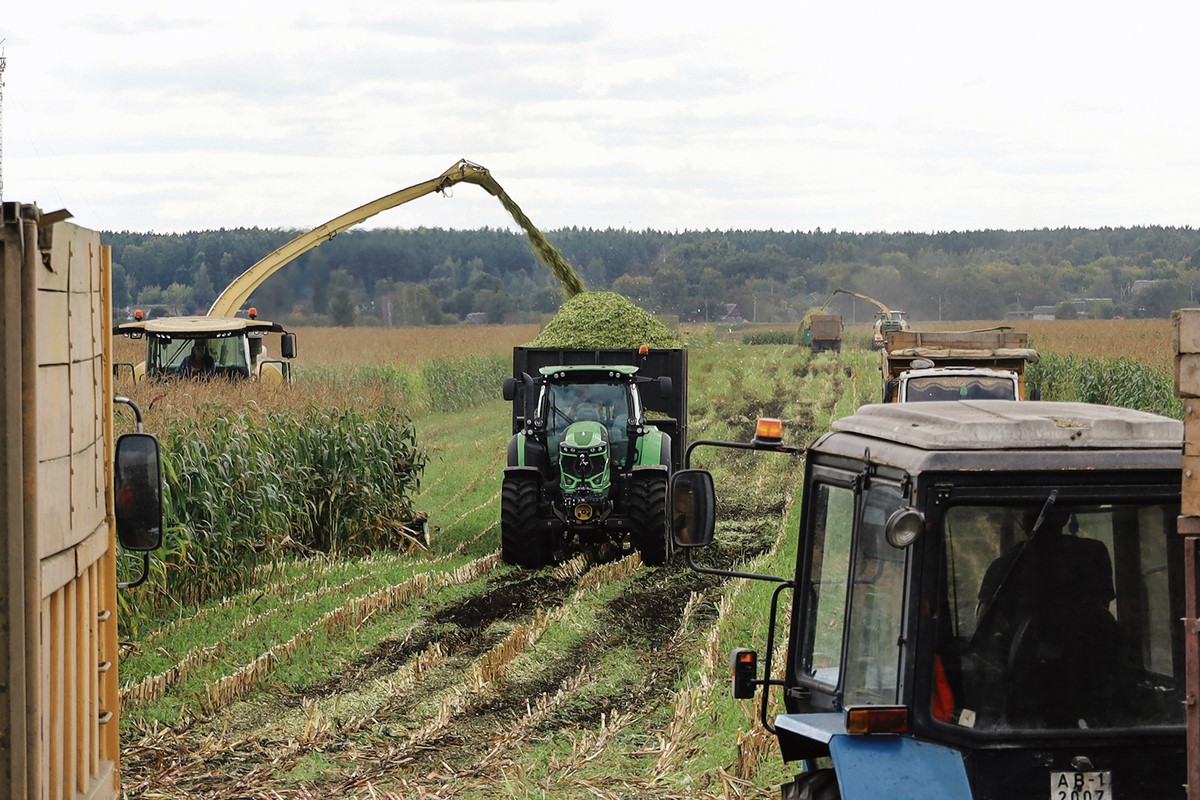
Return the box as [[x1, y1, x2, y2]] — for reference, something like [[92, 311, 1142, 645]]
[[103, 225, 1200, 326]]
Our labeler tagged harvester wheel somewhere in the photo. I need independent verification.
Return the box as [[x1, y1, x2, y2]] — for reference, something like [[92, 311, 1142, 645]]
[[501, 475, 549, 568], [781, 768, 840, 800], [629, 471, 671, 566]]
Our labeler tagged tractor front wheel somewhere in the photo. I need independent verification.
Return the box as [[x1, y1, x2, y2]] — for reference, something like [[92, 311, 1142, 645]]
[[629, 471, 671, 566], [501, 475, 549, 568]]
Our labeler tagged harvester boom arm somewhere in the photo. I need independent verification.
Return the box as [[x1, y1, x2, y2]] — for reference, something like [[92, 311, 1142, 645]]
[[828, 287, 893, 316], [207, 159, 502, 317]]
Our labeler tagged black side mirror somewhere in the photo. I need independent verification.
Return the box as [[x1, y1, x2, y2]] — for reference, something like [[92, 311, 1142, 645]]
[[115, 432, 163, 552], [883, 379, 898, 403], [503, 377, 518, 401], [281, 332, 298, 360], [658, 376, 673, 400], [671, 469, 716, 547]]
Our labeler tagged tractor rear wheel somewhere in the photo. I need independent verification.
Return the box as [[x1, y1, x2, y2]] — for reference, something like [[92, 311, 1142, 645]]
[[501, 475, 549, 568], [629, 471, 671, 566], [781, 769, 840, 800]]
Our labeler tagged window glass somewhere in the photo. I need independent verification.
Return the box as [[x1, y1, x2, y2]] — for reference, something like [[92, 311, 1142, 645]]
[[546, 383, 629, 463], [801, 483, 854, 687], [903, 375, 1016, 401], [937, 499, 1183, 733], [842, 482, 907, 705]]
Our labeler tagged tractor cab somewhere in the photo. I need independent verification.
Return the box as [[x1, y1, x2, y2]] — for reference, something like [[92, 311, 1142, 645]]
[[539, 366, 640, 472], [674, 401, 1186, 799]]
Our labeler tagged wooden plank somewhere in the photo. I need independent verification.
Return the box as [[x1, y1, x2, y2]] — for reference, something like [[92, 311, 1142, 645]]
[[35, 364, 71, 461], [1185, 454, 1200, 517], [1174, 309, 1200, 355], [62, 227, 95, 295], [1187, 407, 1200, 457], [1178, 355, 1200, 399], [40, 595, 50, 800], [40, 549, 75, 600], [36, 289, 70, 368], [65, 579, 78, 797], [79, 566, 95, 787], [48, 591, 63, 800], [887, 329, 1028, 350], [78, 761, 115, 800]]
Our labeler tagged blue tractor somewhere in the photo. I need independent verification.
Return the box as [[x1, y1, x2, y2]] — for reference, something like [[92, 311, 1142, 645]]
[[674, 401, 1186, 799]]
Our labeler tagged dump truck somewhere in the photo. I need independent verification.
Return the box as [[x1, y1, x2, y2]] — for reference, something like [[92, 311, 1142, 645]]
[[881, 328, 1039, 402], [673, 401, 1185, 799], [501, 346, 687, 567], [2, 203, 163, 799], [801, 314, 844, 352], [800, 288, 905, 350]]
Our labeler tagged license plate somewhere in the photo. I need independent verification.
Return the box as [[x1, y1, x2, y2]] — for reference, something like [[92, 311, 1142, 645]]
[[1050, 771, 1112, 800]]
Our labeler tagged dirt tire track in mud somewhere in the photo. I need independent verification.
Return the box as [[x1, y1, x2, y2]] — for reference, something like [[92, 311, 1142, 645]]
[[317, 560, 729, 796]]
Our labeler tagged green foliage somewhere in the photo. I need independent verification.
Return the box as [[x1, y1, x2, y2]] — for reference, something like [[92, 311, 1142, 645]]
[[119, 404, 427, 633], [107, 225, 1200, 325], [741, 329, 796, 345], [1054, 300, 1078, 320], [1028, 352, 1182, 417]]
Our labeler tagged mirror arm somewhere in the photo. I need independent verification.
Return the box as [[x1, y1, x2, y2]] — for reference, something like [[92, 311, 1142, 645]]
[[118, 551, 151, 590], [683, 546, 789, 584], [758, 580, 794, 733], [114, 396, 145, 433]]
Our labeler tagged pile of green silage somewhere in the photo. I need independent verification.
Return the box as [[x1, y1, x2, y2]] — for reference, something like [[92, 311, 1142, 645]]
[[530, 291, 681, 349]]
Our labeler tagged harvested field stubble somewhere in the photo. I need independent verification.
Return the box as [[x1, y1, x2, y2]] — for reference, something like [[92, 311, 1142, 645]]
[[116, 337, 986, 797]]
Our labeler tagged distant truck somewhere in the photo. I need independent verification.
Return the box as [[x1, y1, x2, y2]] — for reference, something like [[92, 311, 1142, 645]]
[[501, 346, 687, 567], [801, 314, 844, 353], [881, 328, 1039, 402]]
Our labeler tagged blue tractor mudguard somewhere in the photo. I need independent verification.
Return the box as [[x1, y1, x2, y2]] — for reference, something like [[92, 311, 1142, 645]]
[[776, 713, 973, 800]]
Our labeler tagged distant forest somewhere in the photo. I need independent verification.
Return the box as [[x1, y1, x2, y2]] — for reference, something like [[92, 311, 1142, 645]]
[[103, 225, 1200, 326]]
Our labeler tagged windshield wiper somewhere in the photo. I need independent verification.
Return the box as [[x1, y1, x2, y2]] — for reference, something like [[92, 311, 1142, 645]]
[[970, 490, 1058, 645]]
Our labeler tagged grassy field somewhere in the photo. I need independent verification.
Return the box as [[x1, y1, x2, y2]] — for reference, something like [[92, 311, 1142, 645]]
[[113, 318, 1176, 798]]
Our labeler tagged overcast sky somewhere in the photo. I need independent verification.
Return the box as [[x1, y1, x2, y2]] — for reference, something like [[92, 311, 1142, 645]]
[[2, 2, 1197, 235]]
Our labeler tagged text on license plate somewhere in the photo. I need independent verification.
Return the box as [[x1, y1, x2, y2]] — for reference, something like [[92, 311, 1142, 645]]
[[1050, 770, 1112, 800]]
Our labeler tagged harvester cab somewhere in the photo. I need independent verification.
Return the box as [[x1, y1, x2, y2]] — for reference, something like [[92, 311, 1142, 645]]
[[115, 311, 298, 385], [501, 347, 687, 569], [674, 402, 1186, 800]]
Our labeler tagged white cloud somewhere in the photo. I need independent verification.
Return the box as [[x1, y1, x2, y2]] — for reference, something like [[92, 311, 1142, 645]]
[[3, 0, 1199, 233]]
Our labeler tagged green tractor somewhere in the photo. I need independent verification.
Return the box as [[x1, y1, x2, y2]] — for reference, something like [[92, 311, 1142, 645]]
[[501, 347, 687, 568]]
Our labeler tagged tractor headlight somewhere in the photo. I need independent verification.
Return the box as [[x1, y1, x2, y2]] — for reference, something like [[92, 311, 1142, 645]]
[[885, 507, 924, 548]]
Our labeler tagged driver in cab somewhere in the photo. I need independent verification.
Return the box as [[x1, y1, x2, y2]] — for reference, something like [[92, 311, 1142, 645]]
[[179, 340, 216, 377]]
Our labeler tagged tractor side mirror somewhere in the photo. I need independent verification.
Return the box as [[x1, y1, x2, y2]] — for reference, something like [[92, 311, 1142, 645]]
[[280, 333, 297, 360], [671, 469, 715, 548], [658, 376, 673, 400], [114, 433, 163, 552], [503, 377, 518, 401]]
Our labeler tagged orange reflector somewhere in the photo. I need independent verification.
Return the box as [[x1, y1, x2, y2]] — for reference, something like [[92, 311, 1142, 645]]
[[248, 307, 258, 319], [574, 503, 593, 521], [133, 308, 144, 321], [845, 705, 909, 735], [638, 344, 649, 355], [753, 417, 783, 444]]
